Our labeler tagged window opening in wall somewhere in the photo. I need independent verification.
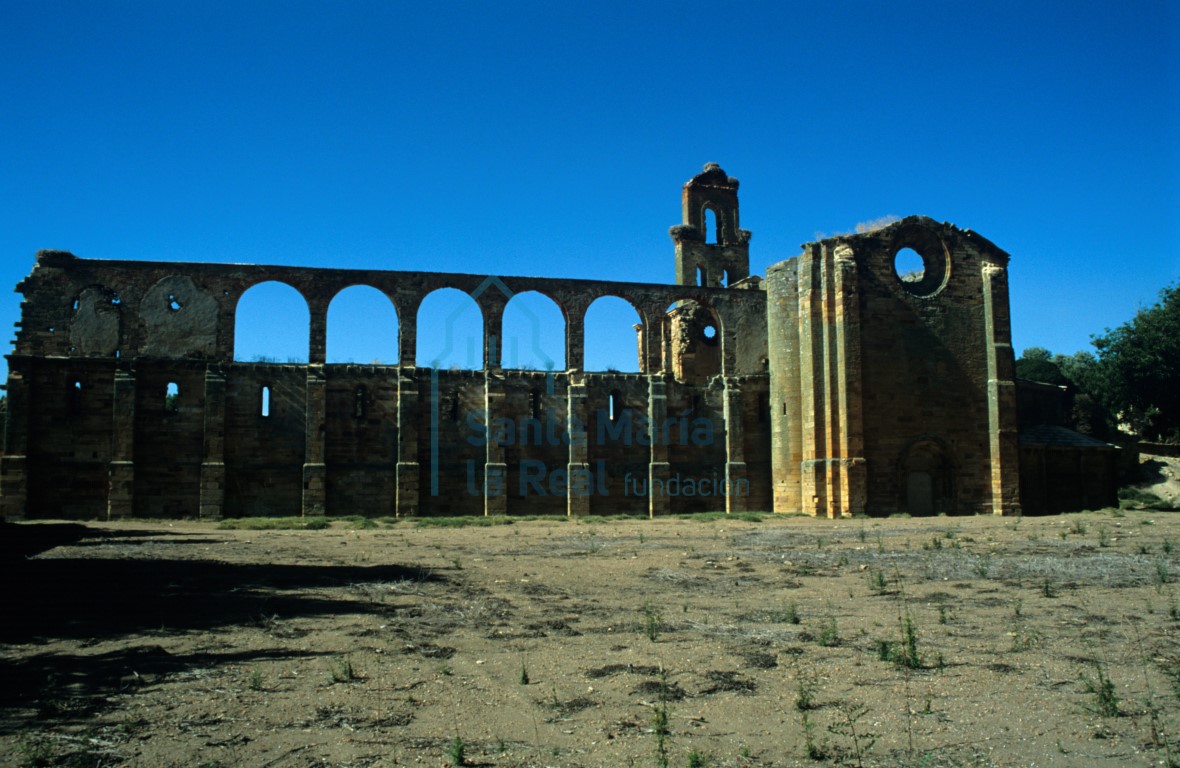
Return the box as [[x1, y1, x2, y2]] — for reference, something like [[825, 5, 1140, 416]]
[[260, 385, 271, 417], [782, 401, 788, 416], [704, 207, 717, 244], [696, 265, 705, 287], [501, 290, 565, 370], [722, 269, 730, 288], [165, 382, 180, 414], [702, 324, 717, 340], [68, 380, 82, 415], [583, 296, 643, 372], [354, 385, 368, 419], [530, 389, 541, 419], [167, 293, 183, 312], [235, 281, 311, 363], [609, 390, 623, 422], [328, 285, 399, 364], [71, 297, 79, 311], [894, 247, 925, 284], [416, 287, 483, 369]]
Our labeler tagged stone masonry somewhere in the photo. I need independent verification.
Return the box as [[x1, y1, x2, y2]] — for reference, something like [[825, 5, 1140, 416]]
[[1, 164, 1023, 520]]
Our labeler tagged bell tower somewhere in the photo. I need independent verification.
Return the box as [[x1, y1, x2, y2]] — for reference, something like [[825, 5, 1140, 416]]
[[670, 163, 751, 287]]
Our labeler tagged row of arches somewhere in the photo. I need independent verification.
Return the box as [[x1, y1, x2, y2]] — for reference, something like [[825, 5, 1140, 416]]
[[234, 282, 696, 372]]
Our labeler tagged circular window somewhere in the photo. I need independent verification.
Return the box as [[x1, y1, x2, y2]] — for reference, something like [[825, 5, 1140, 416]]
[[890, 238, 949, 297], [894, 248, 925, 284]]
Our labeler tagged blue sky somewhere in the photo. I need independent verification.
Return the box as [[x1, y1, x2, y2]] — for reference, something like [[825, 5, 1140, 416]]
[[1, 0, 1176, 379]]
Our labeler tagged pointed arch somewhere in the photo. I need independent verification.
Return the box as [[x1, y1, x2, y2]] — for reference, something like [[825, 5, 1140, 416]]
[[234, 281, 310, 363], [327, 285, 399, 364]]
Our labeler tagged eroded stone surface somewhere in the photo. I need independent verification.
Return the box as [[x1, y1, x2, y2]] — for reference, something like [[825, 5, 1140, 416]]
[[1, 165, 1102, 521]]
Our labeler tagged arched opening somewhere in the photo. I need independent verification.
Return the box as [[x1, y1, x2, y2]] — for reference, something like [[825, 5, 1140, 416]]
[[260, 385, 271, 417], [165, 381, 180, 414], [899, 439, 954, 516], [583, 296, 643, 372], [664, 298, 721, 382], [416, 287, 483, 369], [234, 281, 310, 363], [696, 265, 705, 287], [501, 291, 565, 370], [608, 389, 623, 422], [327, 285, 399, 364], [704, 207, 718, 244]]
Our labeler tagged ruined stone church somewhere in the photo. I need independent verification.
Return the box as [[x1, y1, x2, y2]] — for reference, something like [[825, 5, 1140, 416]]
[[3, 164, 1062, 520]]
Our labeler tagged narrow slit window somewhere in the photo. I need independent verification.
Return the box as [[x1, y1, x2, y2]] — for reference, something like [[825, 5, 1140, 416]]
[[530, 389, 541, 419], [165, 382, 180, 414], [261, 385, 271, 417], [354, 385, 367, 419], [696, 265, 705, 287], [69, 379, 82, 415], [609, 390, 623, 422]]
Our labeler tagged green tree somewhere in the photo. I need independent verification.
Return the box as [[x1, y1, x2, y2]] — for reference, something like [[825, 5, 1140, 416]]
[[1085, 283, 1180, 441], [1016, 347, 1069, 385]]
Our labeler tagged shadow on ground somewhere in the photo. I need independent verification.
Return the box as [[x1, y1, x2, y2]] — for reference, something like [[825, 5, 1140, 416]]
[[0, 522, 446, 729]]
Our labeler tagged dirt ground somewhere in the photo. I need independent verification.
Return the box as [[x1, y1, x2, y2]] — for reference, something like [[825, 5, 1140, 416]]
[[2, 508, 1180, 768]]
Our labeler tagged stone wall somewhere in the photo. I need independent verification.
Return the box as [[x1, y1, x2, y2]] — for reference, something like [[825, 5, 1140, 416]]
[[767, 217, 1021, 517], [1, 166, 1041, 521], [1, 199, 771, 519]]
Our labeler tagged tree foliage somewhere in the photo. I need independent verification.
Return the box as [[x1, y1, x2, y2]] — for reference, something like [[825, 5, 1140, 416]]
[[1084, 282, 1180, 441], [1018, 283, 1179, 441]]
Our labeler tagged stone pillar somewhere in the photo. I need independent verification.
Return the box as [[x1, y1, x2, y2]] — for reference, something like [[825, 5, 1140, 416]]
[[483, 298, 506, 372], [0, 365, 30, 520], [107, 367, 136, 520], [566, 376, 590, 516], [723, 377, 748, 513], [484, 372, 507, 516], [302, 364, 327, 516], [399, 299, 419, 367], [833, 245, 867, 517], [797, 245, 828, 517], [308, 297, 328, 365], [395, 368, 420, 516], [983, 262, 1021, 515], [565, 304, 585, 372], [199, 366, 226, 520], [647, 375, 670, 518], [767, 260, 803, 514]]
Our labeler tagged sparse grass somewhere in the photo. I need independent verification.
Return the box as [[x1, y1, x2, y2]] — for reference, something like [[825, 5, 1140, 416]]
[[415, 515, 515, 528], [329, 656, 356, 683], [643, 603, 663, 642], [828, 704, 877, 768], [817, 615, 840, 647], [446, 736, 466, 766], [248, 669, 264, 692], [1080, 664, 1120, 717], [519, 657, 530, 685], [794, 664, 819, 711], [218, 515, 330, 530]]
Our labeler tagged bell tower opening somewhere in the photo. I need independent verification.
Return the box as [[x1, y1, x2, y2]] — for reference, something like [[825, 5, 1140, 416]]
[[669, 163, 751, 288]]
